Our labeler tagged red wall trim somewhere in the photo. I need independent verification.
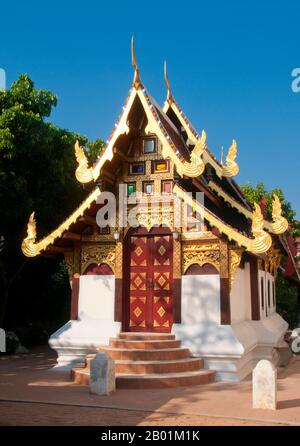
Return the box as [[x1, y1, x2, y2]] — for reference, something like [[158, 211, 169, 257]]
[[173, 278, 181, 323], [115, 278, 123, 322], [70, 276, 80, 320], [250, 257, 260, 320], [220, 277, 231, 325]]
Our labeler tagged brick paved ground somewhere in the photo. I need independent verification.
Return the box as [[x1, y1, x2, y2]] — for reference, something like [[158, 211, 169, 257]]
[[0, 347, 299, 426]]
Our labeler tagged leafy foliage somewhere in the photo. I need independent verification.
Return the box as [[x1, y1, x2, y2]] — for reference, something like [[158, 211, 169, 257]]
[[86, 138, 105, 164], [276, 276, 299, 328], [241, 182, 297, 230], [0, 74, 103, 332]]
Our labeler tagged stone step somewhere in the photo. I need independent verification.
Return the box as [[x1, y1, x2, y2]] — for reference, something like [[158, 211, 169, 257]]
[[83, 355, 203, 374], [99, 346, 190, 361], [72, 367, 89, 385], [71, 333, 215, 389], [118, 332, 176, 341], [109, 338, 181, 350], [117, 370, 215, 389], [115, 358, 204, 374], [71, 368, 215, 388]]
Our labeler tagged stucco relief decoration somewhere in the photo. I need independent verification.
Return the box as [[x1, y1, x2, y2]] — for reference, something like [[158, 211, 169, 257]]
[[115, 242, 123, 279], [173, 238, 181, 279], [63, 251, 74, 282], [134, 204, 174, 232], [182, 243, 220, 274], [81, 244, 116, 274], [219, 241, 229, 279], [268, 245, 281, 278]]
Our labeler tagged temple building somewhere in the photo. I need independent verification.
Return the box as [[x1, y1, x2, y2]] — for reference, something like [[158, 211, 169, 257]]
[[21, 39, 293, 385]]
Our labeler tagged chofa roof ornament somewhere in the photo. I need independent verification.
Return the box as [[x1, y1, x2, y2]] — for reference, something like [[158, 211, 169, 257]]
[[177, 130, 206, 177], [131, 36, 141, 90], [21, 188, 102, 257], [251, 204, 272, 253], [271, 194, 289, 234], [21, 212, 39, 257], [221, 139, 239, 177], [164, 61, 174, 106], [74, 141, 94, 183]]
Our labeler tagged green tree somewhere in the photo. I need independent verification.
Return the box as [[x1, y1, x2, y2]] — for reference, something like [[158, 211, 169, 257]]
[[241, 182, 300, 237], [275, 275, 299, 328], [0, 74, 103, 330], [86, 138, 105, 164]]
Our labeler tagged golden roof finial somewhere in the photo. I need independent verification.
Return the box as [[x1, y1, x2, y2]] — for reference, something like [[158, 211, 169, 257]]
[[271, 194, 289, 234], [164, 60, 174, 105], [21, 211, 38, 257], [131, 35, 141, 89], [74, 140, 94, 183], [250, 203, 272, 253], [222, 139, 239, 177]]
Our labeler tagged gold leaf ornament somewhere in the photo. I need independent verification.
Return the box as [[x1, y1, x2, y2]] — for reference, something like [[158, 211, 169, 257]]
[[222, 139, 239, 177], [21, 212, 39, 257], [74, 140, 94, 184], [177, 130, 206, 177], [250, 204, 272, 254], [271, 194, 289, 234]]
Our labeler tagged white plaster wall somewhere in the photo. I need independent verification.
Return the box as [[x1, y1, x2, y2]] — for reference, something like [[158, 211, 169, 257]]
[[230, 263, 252, 323], [49, 274, 121, 370], [173, 268, 288, 382], [78, 275, 115, 320], [181, 274, 220, 324]]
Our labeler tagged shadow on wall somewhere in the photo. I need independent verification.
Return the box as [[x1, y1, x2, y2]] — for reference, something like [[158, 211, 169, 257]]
[[173, 271, 239, 355]]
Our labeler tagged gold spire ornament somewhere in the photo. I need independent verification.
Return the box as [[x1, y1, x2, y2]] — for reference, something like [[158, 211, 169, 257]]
[[222, 139, 239, 177], [21, 188, 102, 257], [131, 36, 141, 89], [21, 212, 39, 257], [177, 130, 206, 177], [74, 140, 94, 183], [271, 194, 289, 234], [164, 61, 173, 105], [250, 203, 272, 254]]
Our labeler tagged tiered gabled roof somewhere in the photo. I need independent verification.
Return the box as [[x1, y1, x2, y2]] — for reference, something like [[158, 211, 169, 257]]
[[74, 38, 208, 184], [161, 62, 289, 235], [21, 38, 289, 258]]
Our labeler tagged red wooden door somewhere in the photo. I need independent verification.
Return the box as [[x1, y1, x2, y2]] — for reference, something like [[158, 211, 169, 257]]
[[127, 234, 173, 332]]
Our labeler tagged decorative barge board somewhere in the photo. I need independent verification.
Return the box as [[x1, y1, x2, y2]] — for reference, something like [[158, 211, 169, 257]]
[[21, 38, 291, 382]]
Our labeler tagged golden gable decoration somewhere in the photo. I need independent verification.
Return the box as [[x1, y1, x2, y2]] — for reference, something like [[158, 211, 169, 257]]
[[21, 188, 101, 257], [208, 181, 288, 235]]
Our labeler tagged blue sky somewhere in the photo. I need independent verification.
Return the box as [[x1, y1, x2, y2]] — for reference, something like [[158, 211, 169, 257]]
[[1, 0, 300, 217]]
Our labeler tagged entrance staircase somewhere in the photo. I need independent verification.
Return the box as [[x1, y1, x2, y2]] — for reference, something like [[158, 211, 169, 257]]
[[72, 332, 215, 389]]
